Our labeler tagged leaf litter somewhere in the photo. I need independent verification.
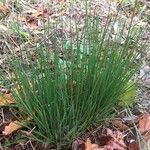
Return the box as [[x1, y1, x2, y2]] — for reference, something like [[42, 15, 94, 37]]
[[85, 128, 126, 150], [139, 113, 150, 143], [3, 117, 32, 135], [0, 93, 15, 106], [0, 2, 9, 16]]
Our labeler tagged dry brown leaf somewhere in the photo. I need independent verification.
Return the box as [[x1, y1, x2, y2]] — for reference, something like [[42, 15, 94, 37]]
[[91, 144, 100, 150], [0, 93, 15, 106], [3, 120, 22, 135], [85, 138, 93, 150], [106, 128, 126, 150], [85, 139, 102, 150], [34, 7, 48, 18], [0, 3, 9, 15], [128, 141, 139, 150], [18, 15, 26, 22], [144, 131, 150, 142], [112, 119, 129, 131], [85, 138, 119, 150], [30, 10, 43, 18], [3, 117, 31, 135], [25, 8, 37, 15], [98, 135, 113, 146], [25, 7, 49, 18], [84, 128, 127, 150], [27, 17, 38, 29], [139, 113, 150, 134]]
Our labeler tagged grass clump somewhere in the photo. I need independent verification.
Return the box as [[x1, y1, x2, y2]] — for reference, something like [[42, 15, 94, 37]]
[[9, 8, 145, 147]]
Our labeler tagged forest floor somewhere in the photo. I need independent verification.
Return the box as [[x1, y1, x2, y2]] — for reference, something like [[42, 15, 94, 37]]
[[0, 0, 150, 149]]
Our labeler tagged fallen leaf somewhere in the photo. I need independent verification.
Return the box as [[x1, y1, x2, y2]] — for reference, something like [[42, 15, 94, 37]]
[[18, 15, 26, 22], [128, 140, 139, 150], [0, 3, 9, 15], [30, 9, 43, 18], [0, 93, 15, 106], [97, 135, 113, 146], [25, 7, 49, 18], [139, 113, 150, 134], [127, 11, 135, 18], [3, 120, 22, 135], [112, 119, 129, 131], [104, 140, 125, 150], [25, 8, 37, 15], [27, 17, 38, 29], [144, 131, 150, 142], [3, 117, 31, 135], [85, 139, 101, 150], [85, 131, 127, 150], [34, 7, 49, 18], [91, 144, 100, 150], [106, 128, 126, 150], [85, 138, 93, 150]]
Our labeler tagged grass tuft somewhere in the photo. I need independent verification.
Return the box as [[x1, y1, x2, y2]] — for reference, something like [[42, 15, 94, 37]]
[[6, 5, 146, 147]]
